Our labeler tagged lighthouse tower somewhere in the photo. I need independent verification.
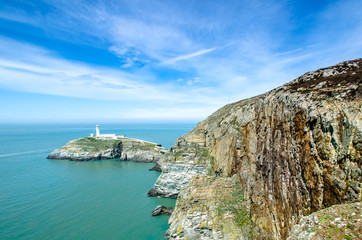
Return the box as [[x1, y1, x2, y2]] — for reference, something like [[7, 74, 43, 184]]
[[96, 125, 100, 137]]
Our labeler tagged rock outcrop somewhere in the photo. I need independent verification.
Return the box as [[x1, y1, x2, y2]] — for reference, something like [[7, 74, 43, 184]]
[[287, 202, 361, 240], [117, 139, 164, 162], [149, 162, 162, 172], [152, 205, 174, 216], [147, 127, 210, 198], [47, 137, 123, 161], [148, 162, 207, 198], [167, 176, 251, 239], [48, 137, 164, 162], [157, 59, 361, 239]]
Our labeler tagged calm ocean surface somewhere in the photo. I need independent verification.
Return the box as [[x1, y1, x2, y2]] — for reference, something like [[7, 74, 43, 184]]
[[0, 123, 195, 240]]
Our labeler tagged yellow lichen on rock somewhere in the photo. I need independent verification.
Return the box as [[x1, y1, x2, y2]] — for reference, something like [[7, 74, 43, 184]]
[[167, 176, 251, 239], [162, 59, 362, 239]]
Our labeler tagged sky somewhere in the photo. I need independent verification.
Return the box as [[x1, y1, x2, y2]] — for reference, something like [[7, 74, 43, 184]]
[[0, 0, 361, 123]]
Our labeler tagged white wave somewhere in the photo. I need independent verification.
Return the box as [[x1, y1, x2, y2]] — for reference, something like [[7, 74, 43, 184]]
[[0, 149, 53, 158]]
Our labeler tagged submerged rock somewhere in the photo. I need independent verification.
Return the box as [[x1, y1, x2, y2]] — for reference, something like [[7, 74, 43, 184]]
[[152, 205, 174, 216]]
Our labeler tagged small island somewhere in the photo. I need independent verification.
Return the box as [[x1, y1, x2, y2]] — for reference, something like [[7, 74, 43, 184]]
[[48, 125, 165, 162]]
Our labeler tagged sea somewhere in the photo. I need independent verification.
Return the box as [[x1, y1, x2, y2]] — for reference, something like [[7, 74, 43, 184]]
[[0, 123, 195, 240]]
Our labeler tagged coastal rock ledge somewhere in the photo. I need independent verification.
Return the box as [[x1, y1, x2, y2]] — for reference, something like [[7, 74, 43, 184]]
[[48, 137, 164, 162], [152, 205, 174, 216], [149, 58, 361, 239]]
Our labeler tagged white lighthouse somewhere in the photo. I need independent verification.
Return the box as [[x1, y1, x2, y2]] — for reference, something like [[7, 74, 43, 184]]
[[91, 125, 118, 139], [96, 125, 100, 137]]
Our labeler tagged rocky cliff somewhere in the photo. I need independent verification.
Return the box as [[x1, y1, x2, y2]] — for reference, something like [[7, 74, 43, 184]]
[[151, 59, 362, 239], [48, 137, 164, 162], [147, 127, 210, 198], [287, 201, 361, 240]]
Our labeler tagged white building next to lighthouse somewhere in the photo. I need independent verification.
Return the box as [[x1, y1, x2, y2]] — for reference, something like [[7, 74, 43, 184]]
[[91, 125, 118, 140]]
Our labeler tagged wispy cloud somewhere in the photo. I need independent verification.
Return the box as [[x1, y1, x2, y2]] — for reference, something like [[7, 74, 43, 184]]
[[118, 106, 220, 121], [163, 48, 217, 64], [0, 37, 226, 105]]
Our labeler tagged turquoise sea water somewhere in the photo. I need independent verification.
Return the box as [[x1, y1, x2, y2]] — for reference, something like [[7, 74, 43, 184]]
[[0, 123, 195, 240]]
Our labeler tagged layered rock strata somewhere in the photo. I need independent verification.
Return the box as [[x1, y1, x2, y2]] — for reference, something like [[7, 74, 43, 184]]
[[159, 59, 361, 239], [117, 138, 164, 162], [48, 137, 164, 162], [148, 127, 210, 198], [148, 162, 207, 198]]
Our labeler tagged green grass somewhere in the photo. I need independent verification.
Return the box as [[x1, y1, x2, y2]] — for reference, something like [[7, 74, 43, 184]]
[[199, 148, 213, 165], [201, 149, 209, 158], [174, 150, 182, 157], [216, 181, 251, 232], [72, 137, 121, 152], [228, 189, 251, 229], [164, 150, 183, 162], [319, 214, 331, 224], [347, 224, 355, 230], [127, 141, 156, 150], [207, 156, 215, 175]]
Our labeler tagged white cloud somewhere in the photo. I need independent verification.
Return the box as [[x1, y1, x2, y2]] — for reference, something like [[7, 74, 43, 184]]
[[119, 106, 220, 121], [107, 15, 193, 62], [0, 38, 226, 105], [185, 77, 201, 86], [108, 46, 128, 57], [163, 48, 216, 64]]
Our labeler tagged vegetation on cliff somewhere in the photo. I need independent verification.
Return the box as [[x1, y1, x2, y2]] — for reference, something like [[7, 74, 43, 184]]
[[287, 202, 361, 240], [167, 176, 252, 239], [151, 58, 362, 239], [66, 137, 122, 152], [48, 136, 164, 162]]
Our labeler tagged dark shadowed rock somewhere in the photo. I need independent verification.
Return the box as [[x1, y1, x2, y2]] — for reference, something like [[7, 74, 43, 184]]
[[147, 188, 178, 199], [152, 205, 174, 216], [149, 162, 162, 172]]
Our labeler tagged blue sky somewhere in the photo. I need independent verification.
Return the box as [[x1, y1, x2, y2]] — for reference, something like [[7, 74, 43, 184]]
[[0, 0, 361, 123]]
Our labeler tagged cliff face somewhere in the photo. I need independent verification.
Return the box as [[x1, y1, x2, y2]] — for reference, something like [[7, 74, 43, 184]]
[[48, 137, 164, 162], [162, 59, 362, 239], [117, 137, 165, 162], [166, 176, 252, 239]]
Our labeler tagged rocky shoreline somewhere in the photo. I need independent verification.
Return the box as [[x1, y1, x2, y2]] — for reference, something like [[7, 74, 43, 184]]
[[48, 59, 362, 239], [147, 162, 207, 198], [47, 136, 165, 162], [148, 58, 361, 239]]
